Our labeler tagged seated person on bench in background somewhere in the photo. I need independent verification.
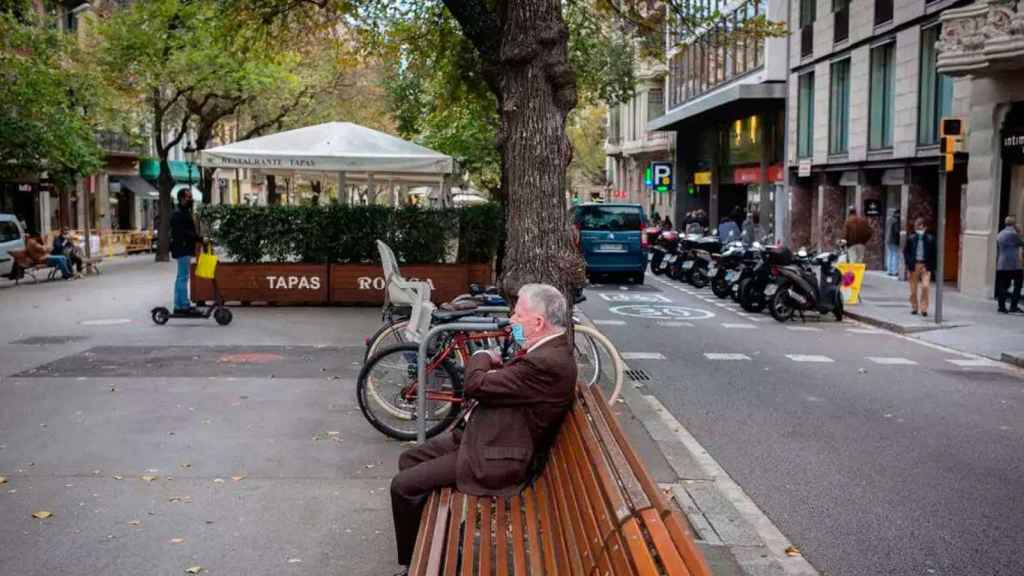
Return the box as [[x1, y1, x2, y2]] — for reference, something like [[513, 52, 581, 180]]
[[52, 228, 84, 275], [27, 234, 74, 280], [389, 283, 577, 574]]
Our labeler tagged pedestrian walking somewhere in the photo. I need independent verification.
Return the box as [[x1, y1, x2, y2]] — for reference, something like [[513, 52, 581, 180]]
[[170, 189, 200, 313], [886, 209, 901, 276], [903, 217, 936, 317], [718, 209, 741, 243], [843, 206, 872, 263], [995, 216, 1023, 313]]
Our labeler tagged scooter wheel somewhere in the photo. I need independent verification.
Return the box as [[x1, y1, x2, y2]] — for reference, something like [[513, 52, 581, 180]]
[[214, 307, 233, 326], [151, 307, 170, 325]]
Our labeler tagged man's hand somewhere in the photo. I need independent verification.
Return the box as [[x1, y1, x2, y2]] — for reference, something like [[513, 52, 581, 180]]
[[473, 348, 502, 367]]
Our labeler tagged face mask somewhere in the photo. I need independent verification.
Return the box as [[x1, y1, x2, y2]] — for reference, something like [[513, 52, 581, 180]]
[[916, 229, 925, 235], [510, 323, 527, 346]]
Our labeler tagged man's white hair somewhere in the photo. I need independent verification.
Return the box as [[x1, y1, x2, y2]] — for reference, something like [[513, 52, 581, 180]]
[[518, 283, 567, 328]]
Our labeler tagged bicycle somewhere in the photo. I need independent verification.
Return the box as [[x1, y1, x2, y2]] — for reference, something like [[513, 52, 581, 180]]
[[357, 321, 624, 441]]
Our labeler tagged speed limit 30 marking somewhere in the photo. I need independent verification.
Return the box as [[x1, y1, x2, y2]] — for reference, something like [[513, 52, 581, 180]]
[[608, 304, 716, 320]]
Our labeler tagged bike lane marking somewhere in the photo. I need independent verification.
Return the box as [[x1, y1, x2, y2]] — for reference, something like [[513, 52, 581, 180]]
[[621, 352, 667, 360]]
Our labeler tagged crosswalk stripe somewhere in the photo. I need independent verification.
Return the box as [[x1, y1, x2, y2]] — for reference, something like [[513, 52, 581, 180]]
[[786, 354, 834, 363], [867, 357, 918, 366], [704, 353, 751, 360], [721, 323, 757, 329], [846, 328, 884, 335], [946, 358, 1001, 367], [786, 326, 823, 332], [657, 321, 695, 327], [622, 352, 667, 360]]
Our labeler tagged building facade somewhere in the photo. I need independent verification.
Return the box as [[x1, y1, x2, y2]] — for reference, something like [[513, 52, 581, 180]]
[[785, 0, 972, 278], [649, 0, 789, 238], [936, 0, 1024, 298], [605, 60, 677, 221]]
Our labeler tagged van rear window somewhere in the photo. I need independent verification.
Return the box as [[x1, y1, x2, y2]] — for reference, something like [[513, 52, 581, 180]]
[[576, 206, 643, 231], [0, 221, 19, 243]]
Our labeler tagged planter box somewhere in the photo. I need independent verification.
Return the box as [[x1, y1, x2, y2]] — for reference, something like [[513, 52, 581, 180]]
[[191, 262, 495, 306], [330, 263, 490, 305], [191, 263, 329, 304]]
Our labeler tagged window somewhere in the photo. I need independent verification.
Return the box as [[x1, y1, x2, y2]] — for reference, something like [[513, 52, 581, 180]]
[[875, 0, 893, 26], [0, 221, 20, 244], [798, 72, 815, 158], [834, 0, 850, 43], [829, 59, 850, 154], [869, 42, 895, 149], [800, 0, 816, 57], [575, 205, 644, 231], [648, 88, 664, 122], [918, 26, 954, 145]]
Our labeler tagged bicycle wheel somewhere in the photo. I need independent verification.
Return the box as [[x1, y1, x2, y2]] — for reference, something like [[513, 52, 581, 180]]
[[572, 324, 624, 404], [571, 329, 601, 387], [365, 319, 411, 361], [357, 343, 463, 441]]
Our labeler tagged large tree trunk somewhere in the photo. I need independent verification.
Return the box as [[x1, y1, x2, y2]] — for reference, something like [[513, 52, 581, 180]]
[[445, 0, 584, 319]]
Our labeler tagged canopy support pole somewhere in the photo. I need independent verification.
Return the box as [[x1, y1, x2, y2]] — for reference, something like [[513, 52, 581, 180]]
[[335, 171, 347, 205]]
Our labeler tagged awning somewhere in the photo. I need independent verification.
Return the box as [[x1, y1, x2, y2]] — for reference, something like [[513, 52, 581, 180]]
[[116, 175, 159, 198], [647, 82, 787, 132], [200, 122, 454, 174], [138, 159, 200, 184]]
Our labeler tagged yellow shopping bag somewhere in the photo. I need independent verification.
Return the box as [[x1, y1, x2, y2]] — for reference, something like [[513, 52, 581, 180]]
[[836, 263, 865, 305], [195, 245, 218, 279]]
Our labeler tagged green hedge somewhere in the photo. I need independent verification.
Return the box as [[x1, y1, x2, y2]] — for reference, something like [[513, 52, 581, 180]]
[[199, 203, 503, 265]]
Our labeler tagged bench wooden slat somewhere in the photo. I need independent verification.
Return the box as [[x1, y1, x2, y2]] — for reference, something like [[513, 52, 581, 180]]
[[621, 517, 661, 576], [411, 491, 441, 576], [568, 405, 636, 521], [478, 498, 492, 576], [585, 386, 661, 513], [534, 475, 566, 575], [580, 386, 651, 511], [663, 511, 713, 576], [443, 493, 464, 576], [461, 495, 478, 576], [522, 487, 544, 575], [546, 451, 590, 574], [426, 488, 453, 576], [561, 420, 614, 555], [496, 497, 509, 576], [640, 508, 691, 576], [509, 495, 527, 576]]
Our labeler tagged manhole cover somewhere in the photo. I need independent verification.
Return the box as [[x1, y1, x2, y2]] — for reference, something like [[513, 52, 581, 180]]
[[218, 352, 284, 364], [11, 336, 88, 345]]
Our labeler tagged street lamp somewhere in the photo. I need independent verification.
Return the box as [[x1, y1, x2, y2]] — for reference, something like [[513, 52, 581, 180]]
[[183, 139, 197, 200]]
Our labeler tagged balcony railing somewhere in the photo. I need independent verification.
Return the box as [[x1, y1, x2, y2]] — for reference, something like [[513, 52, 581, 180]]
[[96, 130, 146, 156]]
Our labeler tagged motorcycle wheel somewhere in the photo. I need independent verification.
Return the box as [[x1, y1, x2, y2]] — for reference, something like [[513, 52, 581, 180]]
[[739, 279, 765, 313], [770, 284, 795, 323], [650, 253, 665, 275], [689, 267, 708, 289], [711, 275, 731, 299]]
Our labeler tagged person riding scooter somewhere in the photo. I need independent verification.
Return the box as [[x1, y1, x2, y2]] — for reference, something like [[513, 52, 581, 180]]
[[171, 189, 201, 314]]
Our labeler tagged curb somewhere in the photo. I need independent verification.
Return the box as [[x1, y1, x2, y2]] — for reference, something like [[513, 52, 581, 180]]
[[843, 308, 957, 334], [1000, 351, 1024, 368]]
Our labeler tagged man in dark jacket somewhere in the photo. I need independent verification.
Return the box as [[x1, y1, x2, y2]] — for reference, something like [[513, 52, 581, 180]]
[[995, 216, 1023, 313], [389, 283, 577, 571], [903, 217, 936, 316], [170, 189, 200, 313]]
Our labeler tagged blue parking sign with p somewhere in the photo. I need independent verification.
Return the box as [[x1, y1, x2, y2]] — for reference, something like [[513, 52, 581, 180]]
[[652, 162, 673, 192]]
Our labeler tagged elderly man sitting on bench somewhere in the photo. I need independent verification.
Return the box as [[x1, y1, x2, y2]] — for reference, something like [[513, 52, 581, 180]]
[[389, 283, 577, 574]]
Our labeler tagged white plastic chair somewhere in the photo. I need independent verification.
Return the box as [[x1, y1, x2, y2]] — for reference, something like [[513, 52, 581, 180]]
[[376, 240, 435, 342]]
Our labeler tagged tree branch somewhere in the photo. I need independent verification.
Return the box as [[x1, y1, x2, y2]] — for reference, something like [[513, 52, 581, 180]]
[[239, 86, 311, 140]]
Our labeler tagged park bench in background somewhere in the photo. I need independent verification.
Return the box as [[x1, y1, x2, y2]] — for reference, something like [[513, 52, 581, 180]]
[[409, 385, 712, 576]]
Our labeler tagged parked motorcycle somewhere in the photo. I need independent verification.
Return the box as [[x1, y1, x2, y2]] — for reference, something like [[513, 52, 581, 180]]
[[768, 245, 846, 322], [649, 229, 680, 275], [737, 245, 789, 313], [709, 241, 747, 299], [679, 235, 721, 288]]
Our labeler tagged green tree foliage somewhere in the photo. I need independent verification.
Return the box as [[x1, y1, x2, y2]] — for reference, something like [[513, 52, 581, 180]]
[[0, 12, 104, 189], [567, 104, 610, 196]]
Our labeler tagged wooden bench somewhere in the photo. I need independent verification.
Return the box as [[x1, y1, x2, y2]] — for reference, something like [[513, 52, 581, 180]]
[[409, 385, 712, 576], [14, 262, 60, 285]]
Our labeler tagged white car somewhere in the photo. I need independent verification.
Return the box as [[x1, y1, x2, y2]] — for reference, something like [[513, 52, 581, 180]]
[[0, 213, 27, 278]]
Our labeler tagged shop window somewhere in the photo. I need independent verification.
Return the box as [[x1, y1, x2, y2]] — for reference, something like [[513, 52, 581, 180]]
[[869, 42, 895, 150]]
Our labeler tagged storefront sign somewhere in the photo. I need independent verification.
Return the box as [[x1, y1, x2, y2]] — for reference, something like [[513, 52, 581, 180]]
[[693, 171, 711, 185], [651, 162, 673, 192], [17, 184, 33, 192], [733, 165, 785, 184], [798, 159, 812, 178], [1002, 131, 1024, 163], [864, 199, 881, 217]]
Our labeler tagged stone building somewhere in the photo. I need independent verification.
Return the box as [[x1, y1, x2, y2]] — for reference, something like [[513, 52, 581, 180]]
[[648, 0, 789, 237], [937, 0, 1024, 298], [605, 60, 677, 220], [785, 0, 972, 277]]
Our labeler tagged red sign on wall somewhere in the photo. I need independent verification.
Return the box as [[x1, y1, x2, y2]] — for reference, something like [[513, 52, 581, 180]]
[[733, 165, 784, 184]]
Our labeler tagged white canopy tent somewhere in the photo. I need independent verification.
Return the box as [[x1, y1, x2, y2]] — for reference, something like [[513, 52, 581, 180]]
[[199, 122, 455, 205]]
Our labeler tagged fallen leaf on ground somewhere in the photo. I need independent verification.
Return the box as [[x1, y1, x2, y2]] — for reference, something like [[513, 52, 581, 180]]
[[168, 496, 192, 503], [141, 475, 157, 482], [364, 464, 375, 469], [231, 475, 245, 482], [213, 478, 224, 484], [112, 475, 123, 480], [32, 511, 52, 519], [170, 538, 185, 544], [185, 567, 203, 574], [326, 431, 340, 437], [287, 558, 302, 564], [784, 545, 801, 557], [0, 476, 7, 484]]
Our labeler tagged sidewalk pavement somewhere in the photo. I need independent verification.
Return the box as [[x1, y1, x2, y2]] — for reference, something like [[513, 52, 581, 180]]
[[845, 270, 1024, 363]]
